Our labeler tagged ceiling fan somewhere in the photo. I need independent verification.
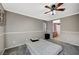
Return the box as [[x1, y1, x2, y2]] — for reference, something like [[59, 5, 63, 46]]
[[44, 3, 65, 15]]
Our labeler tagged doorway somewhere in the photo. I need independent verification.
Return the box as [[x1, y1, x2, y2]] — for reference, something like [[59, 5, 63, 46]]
[[52, 20, 61, 40]]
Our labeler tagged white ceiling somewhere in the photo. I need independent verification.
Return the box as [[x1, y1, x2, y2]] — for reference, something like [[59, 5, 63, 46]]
[[2, 3, 79, 21]]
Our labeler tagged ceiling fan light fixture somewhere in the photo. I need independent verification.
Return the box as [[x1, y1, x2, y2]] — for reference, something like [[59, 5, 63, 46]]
[[53, 10, 56, 14], [44, 3, 65, 15], [51, 10, 56, 15]]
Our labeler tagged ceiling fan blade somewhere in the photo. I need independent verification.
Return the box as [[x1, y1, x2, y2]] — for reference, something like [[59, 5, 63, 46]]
[[56, 3, 63, 8], [44, 11, 51, 14], [45, 5, 51, 9], [56, 8, 65, 11]]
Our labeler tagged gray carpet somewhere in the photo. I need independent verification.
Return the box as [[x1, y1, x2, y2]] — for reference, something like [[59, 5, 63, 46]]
[[3, 44, 31, 55], [48, 39, 79, 55], [3, 39, 79, 55]]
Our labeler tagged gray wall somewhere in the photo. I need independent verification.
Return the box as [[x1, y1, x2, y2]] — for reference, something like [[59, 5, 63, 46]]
[[6, 11, 46, 48], [0, 3, 5, 54], [46, 21, 53, 39], [61, 14, 79, 32], [60, 14, 79, 46]]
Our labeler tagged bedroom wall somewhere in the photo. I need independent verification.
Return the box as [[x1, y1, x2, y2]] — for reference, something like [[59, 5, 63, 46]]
[[5, 11, 46, 48], [60, 14, 79, 46], [0, 3, 5, 54], [46, 21, 53, 39]]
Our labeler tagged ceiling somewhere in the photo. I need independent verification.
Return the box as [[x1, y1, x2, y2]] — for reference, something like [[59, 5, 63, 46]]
[[2, 3, 79, 21]]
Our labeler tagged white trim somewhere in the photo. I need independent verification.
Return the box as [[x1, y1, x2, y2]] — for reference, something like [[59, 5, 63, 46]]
[[61, 31, 79, 34], [0, 31, 44, 36], [53, 12, 79, 21]]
